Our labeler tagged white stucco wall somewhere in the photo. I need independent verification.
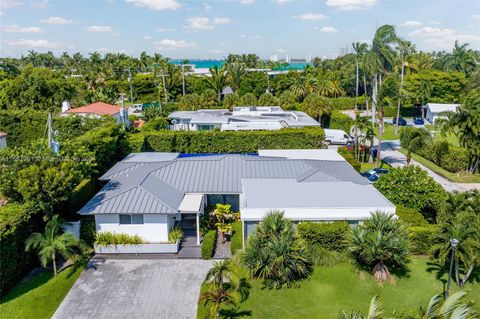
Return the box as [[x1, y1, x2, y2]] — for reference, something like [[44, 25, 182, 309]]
[[0, 136, 6, 149], [95, 214, 173, 243]]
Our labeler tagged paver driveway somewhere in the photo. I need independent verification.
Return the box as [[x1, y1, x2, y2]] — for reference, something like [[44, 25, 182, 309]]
[[52, 259, 213, 319]]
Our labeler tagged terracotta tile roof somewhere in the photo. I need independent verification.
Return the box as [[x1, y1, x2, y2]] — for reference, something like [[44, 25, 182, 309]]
[[0, 131, 7, 138], [133, 119, 145, 128], [67, 102, 121, 116]]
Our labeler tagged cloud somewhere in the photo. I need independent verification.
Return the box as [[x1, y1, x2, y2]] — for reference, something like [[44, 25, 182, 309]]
[[472, 14, 480, 20], [275, 0, 293, 4], [325, 0, 377, 10], [240, 0, 254, 4], [1, 0, 22, 9], [400, 20, 423, 27], [428, 20, 442, 25], [41, 16, 76, 24], [8, 39, 58, 48], [31, 1, 48, 8], [314, 26, 338, 33], [185, 17, 231, 30], [156, 27, 175, 32], [154, 39, 196, 50], [203, 2, 211, 12], [143, 35, 152, 40], [209, 49, 224, 54], [241, 34, 263, 39], [276, 49, 287, 53], [293, 13, 328, 21], [3, 24, 45, 33], [125, 0, 181, 11], [409, 27, 480, 50], [86, 25, 113, 32]]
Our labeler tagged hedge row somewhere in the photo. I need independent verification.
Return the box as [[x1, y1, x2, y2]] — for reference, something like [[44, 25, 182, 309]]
[[201, 229, 217, 259], [328, 96, 366, 110], [383, 106, 422, 118], [0, 203, 42, 295], [140, 128, 325, 153], [416, 141, 469, 173], [230, 221, 243, 255], [396, 206, 428, 226], [325, 111, 354, 134], [297, 221, 350, 251], [408, 225, 438, 255], [337, 147, 361, 172]]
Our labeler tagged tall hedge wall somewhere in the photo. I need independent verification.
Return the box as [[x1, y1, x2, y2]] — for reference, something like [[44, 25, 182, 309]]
[[325, 111, 354, 133], [297, 221, 350, 251], [0, 203, 42, 295], [140, 128, 325, 153]]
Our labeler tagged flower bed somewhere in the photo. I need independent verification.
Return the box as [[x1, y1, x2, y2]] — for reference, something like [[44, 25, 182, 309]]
[[94, 240, 180, 254]]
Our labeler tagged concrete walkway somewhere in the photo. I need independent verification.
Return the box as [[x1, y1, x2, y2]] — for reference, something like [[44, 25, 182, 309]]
[[379, 141, 479, 192], [52, 259, 213, 319]]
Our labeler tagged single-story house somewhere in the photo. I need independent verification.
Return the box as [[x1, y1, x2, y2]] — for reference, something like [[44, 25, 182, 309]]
[[78, 150, 395, 251], [0, 131, 7, 149], [424, 103, 459, 124], [62, 102, 124, 124], [168, 106, 320, 131]]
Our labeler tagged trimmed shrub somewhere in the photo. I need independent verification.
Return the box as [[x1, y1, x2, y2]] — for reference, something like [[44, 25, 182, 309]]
[[201, 229, 217, 259], [328, 96, 366, 110], [80, 216, 96, 246], [0, 203, 42, 295], [325, 111, 354, 134], [128, 132, 146, 153], [297, 221, 350, 251], [396, 206, 428, 226], [383, 106, 421, 117], [337, 147, 361, 172], [408, 225, 438, 255], [230, 221, 242, 255], [416, 142, 469, 173], [142, 128, 325, 153], [95, 231, 144, 246]]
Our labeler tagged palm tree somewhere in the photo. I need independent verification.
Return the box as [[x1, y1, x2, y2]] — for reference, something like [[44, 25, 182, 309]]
[[226, 63, 247, 92], [25, 215, 78, 276], [352, 42, 369, 110], [207, 65, 226, 103], [394, 39, 415, 135], [200, 286, 237, 319], [445, 41, 477, 76], [348, 211, 409, 282], [399, 127, 431, 164], [339, 296, 383, 319], [301, 93, 331, 125], [351, 113, 370, 161], [205, 260, 232, 288], [244, 210, 312, 288], [432, 211, 480, 287], [416, 291, 474, 319]]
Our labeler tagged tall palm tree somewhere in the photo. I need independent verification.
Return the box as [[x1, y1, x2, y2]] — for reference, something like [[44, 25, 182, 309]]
[[207, 65, 227, 103], [25, 215, 77, 276], [351, 113, 370, 161], [445, 41, 477, 76], [399, 127, 431, 164], [352, 42, 369, 110], [226, 63, 247, 92], [394, 39, 415, 135]]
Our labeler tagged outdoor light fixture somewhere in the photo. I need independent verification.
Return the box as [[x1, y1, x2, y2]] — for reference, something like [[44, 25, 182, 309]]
[[446, 238, 459, 298]]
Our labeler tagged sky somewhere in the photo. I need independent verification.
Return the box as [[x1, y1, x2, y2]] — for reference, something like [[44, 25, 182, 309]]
[[1, 0, 479, 59]]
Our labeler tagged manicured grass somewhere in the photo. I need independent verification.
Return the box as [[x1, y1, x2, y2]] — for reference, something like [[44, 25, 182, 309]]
[[399, 149, 480, 183], [376, 124, 398, 141], [230, 221, 243, 255], [197, 257, 480, 318], [360, 161, 392, 173], [0, 265, 84, 319]]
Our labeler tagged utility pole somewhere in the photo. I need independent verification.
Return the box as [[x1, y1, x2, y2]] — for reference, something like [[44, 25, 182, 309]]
[[160, 67, 167, 103], [128, 67, 134, 103], [47, 113, 52, 149], [181, 64, 186, 96]]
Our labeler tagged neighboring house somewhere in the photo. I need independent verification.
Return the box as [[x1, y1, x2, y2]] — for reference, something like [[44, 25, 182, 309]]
[[62, 102, 124, 123], [424, 103, 459, 124], [0, 131, 7, 149], [78, 150, 395, 251], [168, 106, 320, 131]]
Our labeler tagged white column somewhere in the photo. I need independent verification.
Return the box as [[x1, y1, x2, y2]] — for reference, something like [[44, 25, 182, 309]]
[[196, 213, 200, 245], [242, 220, 245, 250]]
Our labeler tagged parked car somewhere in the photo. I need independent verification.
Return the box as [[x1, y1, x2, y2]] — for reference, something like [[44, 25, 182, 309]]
[[324, 129, 353, 145], [361, 168, 389, 183], [413, 117, 424, 125], [392, 117, 407, 126]]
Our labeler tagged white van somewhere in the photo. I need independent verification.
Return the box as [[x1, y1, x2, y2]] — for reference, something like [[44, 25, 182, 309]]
[[324, 129, 352, 145]]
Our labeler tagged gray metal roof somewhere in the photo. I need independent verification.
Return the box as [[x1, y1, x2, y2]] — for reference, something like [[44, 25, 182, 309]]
[[79, 153, 369, 215]]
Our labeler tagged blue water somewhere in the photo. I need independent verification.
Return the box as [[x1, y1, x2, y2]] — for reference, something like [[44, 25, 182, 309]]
[[170, 59, 311, 70]]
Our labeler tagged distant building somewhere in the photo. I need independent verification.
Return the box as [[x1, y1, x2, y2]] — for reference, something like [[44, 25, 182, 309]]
[[62, 102, 124, 123], [424, 103, 460, 124], [168, 106, 321, 131], [0, 131, 7, 149]]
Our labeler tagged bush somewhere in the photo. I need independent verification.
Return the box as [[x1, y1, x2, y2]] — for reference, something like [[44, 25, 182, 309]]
[[408, 225, 438, 255], [68, 179, 97, 215], [325, 111, 354, 133], [0, 203, 42, 295], [416, 142, 469, 173], [168, 226, 183, 243], [383, 106, 421, 117], [337, 147, 361, 172], [201, 229, 217, 259], [375, 166, 447, 221], [230, 221, 242, 255], [297, 221, 350, 251], [142, 127, 325, 153], [396, 206, 428, 226], [79, 216, 96, 246], [95, 231, 144, 246], [327, 96, 366, 110]]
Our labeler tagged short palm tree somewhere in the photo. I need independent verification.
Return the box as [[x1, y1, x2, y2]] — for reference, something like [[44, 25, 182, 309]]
[[200, 286, 237, 319], [399, 127, 431, 164], [205, 259, 232, 288], [25, 215, 78, 276], [416, 291, 474, 319], [244, 210, 312, 288], [348, 211, 409, 282], [339, 295, 383, 319]]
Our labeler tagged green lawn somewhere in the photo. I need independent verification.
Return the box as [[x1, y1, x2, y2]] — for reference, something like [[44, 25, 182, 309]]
[[360, 161, 392, 174], [0, 265, 84, 319], [376, 124, 398, 141], [399, 149, 480, 183], [197, 257, 480, 319]]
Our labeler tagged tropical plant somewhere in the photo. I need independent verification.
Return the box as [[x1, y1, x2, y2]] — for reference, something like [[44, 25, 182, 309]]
[[301, 93, 331, 124], [25, 215, 78, 276], [394, 39, 415, 135], [350, 113, 370, 161], [168, 226, 184, 243], [414, 290, 475, 319], [207, 65, 227, 103], [444, 41, 477, 76], [339, 295, 383, 319], [348, 211, 410, 282], [209, 204, 239, 243], [431, 211, 480, 287], [243, 210, 312, 288], [399, 127, 432, 164], [95, 231, 144, 246], [352, 42, 369, 110], [226, 63, 247, 92]]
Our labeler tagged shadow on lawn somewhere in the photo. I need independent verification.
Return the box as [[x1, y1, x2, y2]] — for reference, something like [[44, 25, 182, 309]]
[[220, 307, 252, 319], [0, 270, 53, 304]]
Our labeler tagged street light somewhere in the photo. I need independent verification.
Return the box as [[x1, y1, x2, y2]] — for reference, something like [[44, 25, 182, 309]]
[[446, 238, 459, 298]]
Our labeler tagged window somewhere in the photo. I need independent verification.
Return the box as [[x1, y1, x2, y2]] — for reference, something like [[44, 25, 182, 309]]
[[119, 214, 144, 224]]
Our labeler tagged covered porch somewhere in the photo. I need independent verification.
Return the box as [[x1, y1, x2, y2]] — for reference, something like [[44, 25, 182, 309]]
[[177, 193, 204, 246]]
